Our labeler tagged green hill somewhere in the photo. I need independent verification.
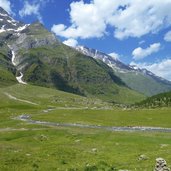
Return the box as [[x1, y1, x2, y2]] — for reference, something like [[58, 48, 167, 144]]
[[0, 84, 109, 110], [115, 71, 171, 96], [136, 91, 171, 108], [0, 22, 145, 104], [21, 44, 145, 104], [0, 46, 17, 87]]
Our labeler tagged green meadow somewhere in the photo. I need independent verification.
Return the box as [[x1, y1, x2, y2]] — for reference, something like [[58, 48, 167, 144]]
[[0, 84, 171, 170]]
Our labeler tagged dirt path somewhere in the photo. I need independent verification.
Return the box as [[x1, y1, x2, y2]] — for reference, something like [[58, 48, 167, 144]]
[[4, 93, 38, 105]]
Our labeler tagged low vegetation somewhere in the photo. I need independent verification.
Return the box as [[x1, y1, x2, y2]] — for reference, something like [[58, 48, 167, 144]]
[[0, 84, 171, 170], [136, 91, 171, 108]]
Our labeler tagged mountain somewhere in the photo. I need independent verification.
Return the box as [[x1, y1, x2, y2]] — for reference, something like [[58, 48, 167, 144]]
[[0, 7, 27, 87], [136, 91, 171, 108], [0, 7, 145, 104], [0, 7, 26, 33], [75, 46, 171, 96]]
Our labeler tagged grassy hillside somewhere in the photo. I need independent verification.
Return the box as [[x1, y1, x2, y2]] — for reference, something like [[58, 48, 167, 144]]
[[136, 91, 171, 108], [0, 84, 109, 109], [0, 84, 171, 170], [18, 44, 145, 104], [115, 71, 171, 96], [0, 67, 16, 87], [0, 46, 17, 87]]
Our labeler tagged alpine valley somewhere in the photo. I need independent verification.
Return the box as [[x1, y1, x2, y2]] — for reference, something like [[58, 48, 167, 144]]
[[1, 7, 171, 104], [1, 6, 171, 171]]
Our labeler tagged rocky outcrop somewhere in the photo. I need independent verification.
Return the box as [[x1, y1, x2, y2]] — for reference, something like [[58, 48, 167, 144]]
[[154, 158, 170, 171]]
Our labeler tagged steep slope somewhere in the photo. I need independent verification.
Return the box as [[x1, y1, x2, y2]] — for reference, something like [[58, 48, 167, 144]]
[[18, 43, 144, 104], [0, 7, 26, 87], [0, 7, 145, 104], [75, 46, 171, 96], [0, 39, 16, 87], [136, 91, 171, 108]]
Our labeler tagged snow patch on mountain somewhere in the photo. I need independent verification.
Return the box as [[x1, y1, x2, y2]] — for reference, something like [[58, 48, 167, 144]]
[[16, 24, 29, 32], [0, 13, 8, 17], [0, 24, 29, 34]]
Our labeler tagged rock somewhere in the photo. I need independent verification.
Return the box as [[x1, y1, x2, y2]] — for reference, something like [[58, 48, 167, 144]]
[[154, 158, 170, 171], [75, 139, 80, 143], [91, 148, 97, 153], [160, 144, 169, 148], [138, 154, 149, 160]]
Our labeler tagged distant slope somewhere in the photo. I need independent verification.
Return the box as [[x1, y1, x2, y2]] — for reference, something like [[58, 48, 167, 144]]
[[136, 91, 171, 108], [75, 46, 171, 96], [115, 70, 171, 97], [0, 8, 145, 104]]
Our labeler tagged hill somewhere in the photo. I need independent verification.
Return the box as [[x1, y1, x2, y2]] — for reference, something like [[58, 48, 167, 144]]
[[136, 91, 171, 108], [0, 7, 145, 104]]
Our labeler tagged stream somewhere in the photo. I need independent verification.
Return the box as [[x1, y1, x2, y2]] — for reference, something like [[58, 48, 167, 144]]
[[17, 115, 171, 133]]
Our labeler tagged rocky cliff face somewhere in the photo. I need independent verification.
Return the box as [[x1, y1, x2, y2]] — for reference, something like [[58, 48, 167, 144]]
[[9, 22, 58, 51]]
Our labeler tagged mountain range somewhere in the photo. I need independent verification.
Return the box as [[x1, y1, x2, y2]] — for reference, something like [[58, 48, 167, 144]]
[[0, 7, 171, 104], [75, 46, 171, 96]]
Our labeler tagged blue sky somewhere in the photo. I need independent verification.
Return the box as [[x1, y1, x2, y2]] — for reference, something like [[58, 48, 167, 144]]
[[1, 0, 171, 80]]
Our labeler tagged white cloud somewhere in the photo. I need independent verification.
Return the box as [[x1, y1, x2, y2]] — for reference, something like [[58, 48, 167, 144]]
[[51, 0, 171, 40], [131, 59, 171, 81], [0, 0, 12, 14], [132, 43, 161, 60], [19, 2, 39, 17], [51, 1, 106, 39], [108, 52, 120, 60], [164, 30, 171, 42], [63, 39, 78, 47], [19, 0, 49, 22], [139, 40, 145, 45]]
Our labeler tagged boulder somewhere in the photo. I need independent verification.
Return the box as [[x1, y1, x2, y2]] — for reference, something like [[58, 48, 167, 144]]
[[154, 158, 170, 171]]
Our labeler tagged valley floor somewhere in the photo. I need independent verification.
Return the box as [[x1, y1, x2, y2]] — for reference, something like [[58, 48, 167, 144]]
[[0, 84, 171, 170]]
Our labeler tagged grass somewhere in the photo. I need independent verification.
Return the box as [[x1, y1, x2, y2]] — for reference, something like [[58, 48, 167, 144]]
[[0, 84, 171, 170], [0, 84, 108, 108], [32, 108, 171, 128], [0, 128, 171, 170]]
